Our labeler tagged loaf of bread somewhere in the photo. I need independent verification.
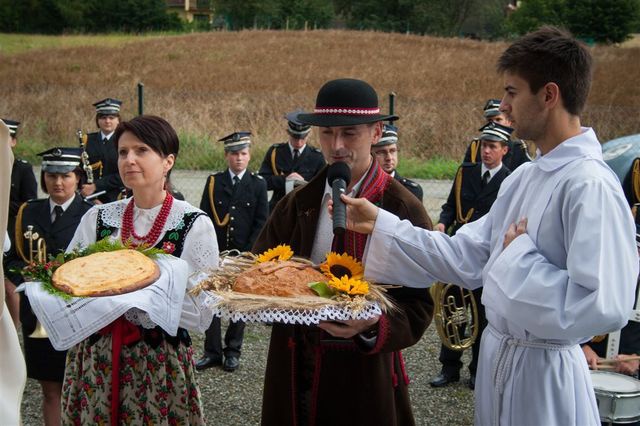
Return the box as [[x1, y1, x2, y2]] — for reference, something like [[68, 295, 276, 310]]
[[52, 249, 160, 297], [233, 260, 324, 297]]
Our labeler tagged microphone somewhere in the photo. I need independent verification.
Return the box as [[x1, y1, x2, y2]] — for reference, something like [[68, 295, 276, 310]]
[[327, 162, 351, 236]]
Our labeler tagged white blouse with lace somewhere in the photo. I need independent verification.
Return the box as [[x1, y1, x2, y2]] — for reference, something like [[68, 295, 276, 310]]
[[67, 198, 219, 332]]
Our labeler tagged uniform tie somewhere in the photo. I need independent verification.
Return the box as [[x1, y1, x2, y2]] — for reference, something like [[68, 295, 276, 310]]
[[233, 175, 240, 186], [293, 148, 300, 162], [53, 205, 64, 223], [482, 170, 490, 187]]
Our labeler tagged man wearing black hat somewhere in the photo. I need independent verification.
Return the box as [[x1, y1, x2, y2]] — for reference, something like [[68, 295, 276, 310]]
[[4, 146, 93, 425], [430, 121, 513, 390], [371, 124, 423, 202], [253, 78, 433, 426], [80, 98, 125, 203], [196, 132, 268, 373], [2, 118, 37, 327], [258, 111, 326, 210], [462, 98, 531, 170]]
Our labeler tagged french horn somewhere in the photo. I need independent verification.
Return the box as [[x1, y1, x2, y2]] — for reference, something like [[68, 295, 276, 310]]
[[430, 282, 479, 351]]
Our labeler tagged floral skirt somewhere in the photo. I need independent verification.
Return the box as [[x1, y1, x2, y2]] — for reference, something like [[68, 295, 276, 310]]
[[61, 334, 204, 425]]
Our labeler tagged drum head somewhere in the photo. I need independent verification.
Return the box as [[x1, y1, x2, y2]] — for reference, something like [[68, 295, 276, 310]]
[[591, 371, 640, 393]]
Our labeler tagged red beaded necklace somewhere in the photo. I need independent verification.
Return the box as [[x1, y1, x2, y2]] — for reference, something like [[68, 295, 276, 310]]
[[121, 193, 174, 247]]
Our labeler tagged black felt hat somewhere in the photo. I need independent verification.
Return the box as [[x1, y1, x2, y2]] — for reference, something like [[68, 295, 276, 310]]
[[297, 79, 398, 127]]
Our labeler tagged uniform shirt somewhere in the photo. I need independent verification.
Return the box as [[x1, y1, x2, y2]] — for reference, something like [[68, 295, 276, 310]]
[[49, 195, 76, 223], [258, 142, 326, 210], [200, 169, 268, 252], [85, 131, 124, 203], [9, 158, 37, 218]]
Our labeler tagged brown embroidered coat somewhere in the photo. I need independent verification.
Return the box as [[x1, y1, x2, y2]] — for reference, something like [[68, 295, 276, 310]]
[[253, 166, 434, 426]]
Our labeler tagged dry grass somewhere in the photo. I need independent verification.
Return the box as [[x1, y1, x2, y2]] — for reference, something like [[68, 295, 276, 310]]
[[1, 30, 639, 169]]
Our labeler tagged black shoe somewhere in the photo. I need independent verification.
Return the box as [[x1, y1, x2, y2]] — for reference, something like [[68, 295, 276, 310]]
[[223, 355, 239, 372], [468, 374, 476, 390], [195, 355, 222, 371], [429, 372, 460, 388]]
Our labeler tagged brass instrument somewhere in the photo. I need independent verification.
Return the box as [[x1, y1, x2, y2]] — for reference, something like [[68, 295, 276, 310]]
[[77, 129, 94, 184], [430, 282, 479, 351], [24, 225, 49, 338]]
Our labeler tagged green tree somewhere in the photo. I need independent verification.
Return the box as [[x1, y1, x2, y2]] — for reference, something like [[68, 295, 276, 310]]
[[503, 0, 566, 36], [565, 0, 640, 43]]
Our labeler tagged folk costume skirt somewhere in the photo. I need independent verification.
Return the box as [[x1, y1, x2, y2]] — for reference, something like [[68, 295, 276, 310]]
[[61, 331, 204, 425]]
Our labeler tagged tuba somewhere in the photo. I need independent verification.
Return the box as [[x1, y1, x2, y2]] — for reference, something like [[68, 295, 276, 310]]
[[23, 225, 49, 339], [430, 282, 479, 351]]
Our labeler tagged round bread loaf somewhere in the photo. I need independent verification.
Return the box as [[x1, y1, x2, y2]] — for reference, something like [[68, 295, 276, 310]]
[[52, 249, 160, 297], [233, 260, 324, 297]]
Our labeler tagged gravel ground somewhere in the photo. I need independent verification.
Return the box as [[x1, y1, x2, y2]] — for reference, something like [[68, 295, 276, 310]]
[[19, 321, 474, 425]]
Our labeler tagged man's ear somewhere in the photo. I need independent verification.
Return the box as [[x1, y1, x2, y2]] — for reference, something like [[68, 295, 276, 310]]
[[543, 82, 561, 108]]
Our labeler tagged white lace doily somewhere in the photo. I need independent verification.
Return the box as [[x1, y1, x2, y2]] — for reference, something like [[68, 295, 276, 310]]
[[204, 294, 382, 326]]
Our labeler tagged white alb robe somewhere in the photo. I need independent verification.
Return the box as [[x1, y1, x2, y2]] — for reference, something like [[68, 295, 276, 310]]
[[364, 128, 638, 426]]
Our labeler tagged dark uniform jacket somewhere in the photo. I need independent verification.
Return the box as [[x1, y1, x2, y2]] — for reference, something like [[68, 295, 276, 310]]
[[583, 283, 640, 358], [253, 166, 434, 426], [200, 170, 268, 252], [10, 158, 37, 218], [85, 131, 124, 203], [258, 142, 326, 210], [5, 194, 93, 332], [394, 171, 423, 202], [439, 163, 511, 234], [463, 137, 530, 171]]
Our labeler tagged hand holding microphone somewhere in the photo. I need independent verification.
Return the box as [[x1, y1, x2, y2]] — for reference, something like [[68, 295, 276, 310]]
[[327, 162, 351, 235]]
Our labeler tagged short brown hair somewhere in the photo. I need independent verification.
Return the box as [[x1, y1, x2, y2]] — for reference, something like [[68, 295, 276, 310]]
[[113, 115, 179, 181], [497, 26, 593, 116]]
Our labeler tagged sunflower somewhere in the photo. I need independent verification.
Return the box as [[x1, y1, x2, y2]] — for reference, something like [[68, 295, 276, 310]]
[[256, 244, 294, 263], [328, 275, 370, 296], [320, 252, 364, 280]]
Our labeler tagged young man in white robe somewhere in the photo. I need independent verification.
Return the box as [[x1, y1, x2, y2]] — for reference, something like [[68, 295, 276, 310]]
[[338, 26, 639, 426]]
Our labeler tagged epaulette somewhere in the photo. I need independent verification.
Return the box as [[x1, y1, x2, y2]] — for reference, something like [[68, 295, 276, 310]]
[[272, 142, 286, 148], [461, 161, 479, 168], [213, 171, 225, 177], [251, 172, 264, 180], [401, 178, 418, 188], [310, 146, 322, 153], [16, 158, 30, 164], [26, 197, 47, 205]]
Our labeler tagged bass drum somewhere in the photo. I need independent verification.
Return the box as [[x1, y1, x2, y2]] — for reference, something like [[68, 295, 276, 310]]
[[591, 370, 640, 424], [602, 133, 640, 206]]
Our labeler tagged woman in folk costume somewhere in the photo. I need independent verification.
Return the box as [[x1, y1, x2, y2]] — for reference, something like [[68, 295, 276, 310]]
[[62, 115, 219, 425], [4, 147, 92, 425]]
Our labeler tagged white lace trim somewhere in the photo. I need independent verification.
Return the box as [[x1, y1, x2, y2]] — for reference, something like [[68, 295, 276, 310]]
[[124, 308, 157, 329], [204, 295, 382, 326], [97, 198, 202, 232]]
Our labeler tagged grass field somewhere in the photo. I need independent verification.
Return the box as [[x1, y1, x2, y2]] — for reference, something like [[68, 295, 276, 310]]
[[1, 30, 639, 178]]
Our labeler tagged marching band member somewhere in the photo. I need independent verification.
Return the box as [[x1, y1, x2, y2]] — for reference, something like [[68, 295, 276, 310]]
[[195, 132, 268, 373], [5, 147, 92, 426], [258, 110, 326, 210], [80, 98, 126, 203]]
